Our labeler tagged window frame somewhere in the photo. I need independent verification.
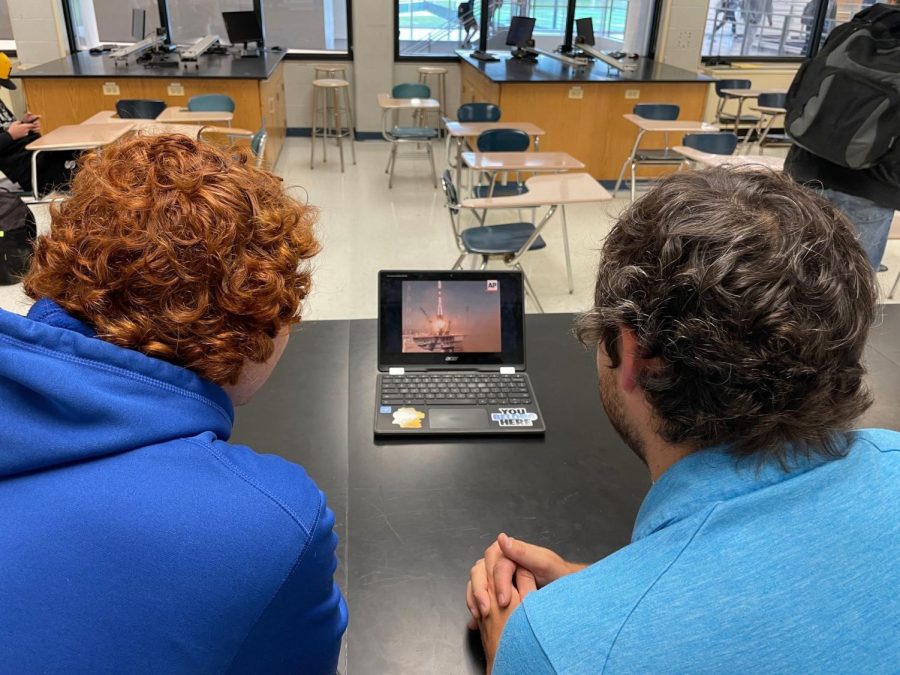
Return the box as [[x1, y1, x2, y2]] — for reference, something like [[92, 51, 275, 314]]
[[699, 0, 835, 64], [62, 0, 354, 60], [393, 0, 661, 63]]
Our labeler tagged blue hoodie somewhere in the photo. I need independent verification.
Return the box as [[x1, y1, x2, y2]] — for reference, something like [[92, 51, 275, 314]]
[[0, 299, 348, 674]]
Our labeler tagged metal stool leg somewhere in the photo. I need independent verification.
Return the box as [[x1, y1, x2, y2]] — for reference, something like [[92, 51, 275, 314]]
[[344, 86, 357, 165], [310, 87, 318, 170], [333, 88, 345, 173]]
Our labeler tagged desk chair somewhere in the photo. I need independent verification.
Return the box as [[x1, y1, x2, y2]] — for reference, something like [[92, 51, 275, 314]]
[[614, 103, 681, 201], [471, 129, 531, 199], [446, 103, 502, 170], [743, 92, 790, 154], [683, 132, 739, 155], [199, 126, 267, 168], [187, 94, 236, 113], [714, 79, 757, 132], [384, 83, 439, 189], [115, 99, 166, 119], [441, 169, 545, 311]]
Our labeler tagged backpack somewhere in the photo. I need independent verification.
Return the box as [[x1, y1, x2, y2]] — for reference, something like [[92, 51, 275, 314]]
[[0, 189, 37, 285], [785, 3, 900, 170]]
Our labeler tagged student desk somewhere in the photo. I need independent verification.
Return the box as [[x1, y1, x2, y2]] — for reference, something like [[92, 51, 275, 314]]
[[25, 122, 134, 198], [155, 107, 233, 125], [230, 308, 900, 675], [674, 145, 785, 171], [461, 173, 611, 298], [446, 121, 546, 188], [14, 51, 285, 166]]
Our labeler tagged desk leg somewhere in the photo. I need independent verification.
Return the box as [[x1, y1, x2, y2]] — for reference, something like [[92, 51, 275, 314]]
[[31, 150, 41, 201], [615, 130, 644, 197], [560, 204, 574, 294], [455, 137, 463, 189], [757, 114, 779, 151]]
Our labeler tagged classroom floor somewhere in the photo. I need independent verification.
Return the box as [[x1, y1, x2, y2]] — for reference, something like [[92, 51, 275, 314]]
[[1, 137, 898, 319]]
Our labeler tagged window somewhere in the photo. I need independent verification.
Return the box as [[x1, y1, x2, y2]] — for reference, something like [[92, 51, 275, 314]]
[[701, 0, 870, 59], [65, 1, 351, 55], [397, 0, 632, 59], [166, 0, 350, 54], [67, 0, 161, 51]]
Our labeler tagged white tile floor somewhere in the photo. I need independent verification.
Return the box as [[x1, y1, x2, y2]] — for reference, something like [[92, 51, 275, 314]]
[[1, 137, 898, 319]]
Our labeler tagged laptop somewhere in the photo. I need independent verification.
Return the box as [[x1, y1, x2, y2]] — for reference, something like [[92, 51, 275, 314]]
[[374, 270, 545, 435]]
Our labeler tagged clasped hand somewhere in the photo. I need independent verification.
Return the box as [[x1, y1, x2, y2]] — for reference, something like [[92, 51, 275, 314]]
[[8, 113, 41, 140], [466, 533, 585, 670]]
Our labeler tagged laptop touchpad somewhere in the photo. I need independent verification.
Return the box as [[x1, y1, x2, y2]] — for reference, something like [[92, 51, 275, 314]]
[[429, 407, 488, 430]]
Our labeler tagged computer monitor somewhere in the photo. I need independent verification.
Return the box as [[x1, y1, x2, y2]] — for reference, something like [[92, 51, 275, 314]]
[[222, 10, 264, 47], [506, 16, 536, 48], [131, 8, 146, 42], [576, 17, 595, 46]]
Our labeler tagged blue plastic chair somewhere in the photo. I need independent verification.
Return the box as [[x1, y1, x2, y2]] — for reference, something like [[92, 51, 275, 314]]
[[441, 170, 545, 311], [187, 94, 236, 113], [250, 127, 267, 167], [683, 132, 739, 155], [383, 83, 439, 188], [614, 103, 682, 200], [115, 99, 166, 119], [457, 103, 501, 122], [745, 92, 791, 152], [715, 79, 757, 129], [471, 128, 531, 199]]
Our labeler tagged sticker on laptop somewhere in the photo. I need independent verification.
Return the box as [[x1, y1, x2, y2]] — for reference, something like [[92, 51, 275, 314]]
[[380, 406, 393, 414], [392, 406, 426, 429], [486, 279, 498, 292], [491, 407, 538, 427]]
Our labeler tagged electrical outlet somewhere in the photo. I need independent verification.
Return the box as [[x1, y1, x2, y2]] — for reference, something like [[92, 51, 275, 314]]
[[625, 89, 640, 99], [568, 86, 583, 100], [167, 82, 185, 96], [102, 82, 120, 96]]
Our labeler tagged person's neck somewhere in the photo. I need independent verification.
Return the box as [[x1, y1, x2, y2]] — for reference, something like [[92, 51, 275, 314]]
[[643, 435, 695, 483]]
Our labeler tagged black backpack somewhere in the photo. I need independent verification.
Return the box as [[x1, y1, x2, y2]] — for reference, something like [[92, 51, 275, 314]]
[[0, 189, 37, 285], [785, 3, 900, 170]]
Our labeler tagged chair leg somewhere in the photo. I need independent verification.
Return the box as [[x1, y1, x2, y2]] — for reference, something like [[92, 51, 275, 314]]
[[452, 253, 468, 270], [890, 269, 900, 299], [560, 205, 574, 294], [517, 265, 544, 313], [388, 143, 398, 189], [427, 142, 437, 188], [613, 157, 629, 197], [630, 162, 637, 202], [480, 256, 489, 270]]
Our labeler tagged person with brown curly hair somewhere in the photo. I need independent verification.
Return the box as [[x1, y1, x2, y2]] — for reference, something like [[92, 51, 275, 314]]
[[0, 134, 346, 673], [465, 168, 899, 673]]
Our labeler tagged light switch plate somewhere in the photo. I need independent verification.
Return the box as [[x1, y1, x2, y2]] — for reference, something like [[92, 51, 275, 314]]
[[625, 89, 640, 99], [568, 86, 583, 100], [167, 82, 185, 96], [102, 82, 120, 96]]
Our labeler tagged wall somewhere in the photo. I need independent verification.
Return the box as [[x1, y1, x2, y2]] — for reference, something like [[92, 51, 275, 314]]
[[655, 0, 708, 71], [7, 0, 68, 68]]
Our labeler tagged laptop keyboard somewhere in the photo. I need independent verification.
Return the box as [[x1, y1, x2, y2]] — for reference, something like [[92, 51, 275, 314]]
[[379, 373, 533, 406]]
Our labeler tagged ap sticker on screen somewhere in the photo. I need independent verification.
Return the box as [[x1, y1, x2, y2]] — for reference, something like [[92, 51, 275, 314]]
[[486, 280, 498, 292]]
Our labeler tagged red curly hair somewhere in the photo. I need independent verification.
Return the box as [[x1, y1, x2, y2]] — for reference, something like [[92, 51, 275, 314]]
[[24, 134, 319, 386]]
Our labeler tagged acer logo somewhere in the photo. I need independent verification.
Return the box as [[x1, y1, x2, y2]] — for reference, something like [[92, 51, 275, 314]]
[[445, 355, 459, 362]]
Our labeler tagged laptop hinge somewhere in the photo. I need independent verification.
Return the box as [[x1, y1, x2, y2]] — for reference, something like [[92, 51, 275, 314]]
[[389, 367, 405, 375], [500, 366, 516, 375]]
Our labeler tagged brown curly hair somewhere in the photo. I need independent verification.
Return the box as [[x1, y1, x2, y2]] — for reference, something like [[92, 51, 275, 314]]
[[576, 168, 877, 464], [24, 134, 319, 386]]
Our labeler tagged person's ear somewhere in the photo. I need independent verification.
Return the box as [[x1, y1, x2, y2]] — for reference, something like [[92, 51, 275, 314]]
[[617, 327, 642, 394]]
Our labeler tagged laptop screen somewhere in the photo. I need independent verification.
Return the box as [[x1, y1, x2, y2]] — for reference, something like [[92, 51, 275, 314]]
[[378, 270, 525, 369]]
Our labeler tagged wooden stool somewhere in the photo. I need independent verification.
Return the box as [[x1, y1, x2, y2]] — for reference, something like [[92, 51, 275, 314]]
[[416, 66, 447, 129], [310, 79, 356, 172]]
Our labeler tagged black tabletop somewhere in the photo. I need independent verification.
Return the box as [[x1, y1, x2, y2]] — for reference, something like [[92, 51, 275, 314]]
[[232, 308, 900, 674], [14, 49, 284, 80], [458, 50, 712, 84]]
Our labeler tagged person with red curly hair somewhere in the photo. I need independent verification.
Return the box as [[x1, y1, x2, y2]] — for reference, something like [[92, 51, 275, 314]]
[[0, 135, 346, 673]]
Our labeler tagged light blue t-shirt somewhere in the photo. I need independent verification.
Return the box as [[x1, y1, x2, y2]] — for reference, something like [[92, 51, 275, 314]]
[[494, 429, 900, 674]]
